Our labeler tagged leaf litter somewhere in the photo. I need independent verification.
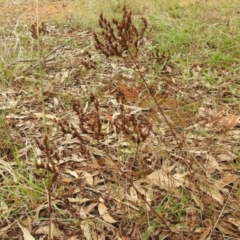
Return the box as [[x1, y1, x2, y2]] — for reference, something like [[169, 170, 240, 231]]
[[1, 1, 240, 240]]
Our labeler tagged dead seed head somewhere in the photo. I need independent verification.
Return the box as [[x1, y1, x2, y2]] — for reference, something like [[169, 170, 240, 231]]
[[94, 5, 147, 59], [29, 22, 49, 39]]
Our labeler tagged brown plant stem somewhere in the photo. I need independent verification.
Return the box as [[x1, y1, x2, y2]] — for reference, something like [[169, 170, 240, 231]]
[[124, 52, 183, 148]]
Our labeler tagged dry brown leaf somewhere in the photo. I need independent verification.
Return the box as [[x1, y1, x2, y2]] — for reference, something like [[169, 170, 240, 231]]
[[64, 169, 79, 178], [199, 184, 224, 205], [227, 217, 240, 231], [33, 113, 58, 120], [217, 220, 239, 237], [213, 173, 238, 191], [80, 222, 92, 240], [67, 236, 78, 240], [206, 187, 224, 205], [17, 222, 35, 240], [128, 183, 152, 210], [6, 113, 28, 120], [173, 173, 189, 184], [0, 159, 18, 182], [64, 154, 86, 163], [199, 219, 212, 240], [69, 196, 92, 204], [132, 182, 145, 195], [190, 191, 204, 211], [82, 172, 94, 186], [144, 168, 186, 189], [59, 69, 70, 83], [35, 224, 64, 238], [127, 186, 138, 203], [53, 97, 59, 106], [218, 152, 237, 162], [60, 176, 72, 183], [19, 216, 32, 230], [218, 115, 240, 129], [0, 201, 8, 215], [34, 200, 62, 220], [98, 202, 117, 223], [89, 146, 108, 157], [82, 202, 98, 215], [204, 154, 219, 175]]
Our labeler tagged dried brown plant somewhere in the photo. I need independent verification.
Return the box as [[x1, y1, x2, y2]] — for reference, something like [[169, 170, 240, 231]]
[[94, 6, 182, 146], [30, 22, 49, 39], [81, 51, 97, 69], [94, 6, 147, 59]]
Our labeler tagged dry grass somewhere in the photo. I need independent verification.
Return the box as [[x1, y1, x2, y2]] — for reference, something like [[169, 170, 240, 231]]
[[72, 0, 180, 29]]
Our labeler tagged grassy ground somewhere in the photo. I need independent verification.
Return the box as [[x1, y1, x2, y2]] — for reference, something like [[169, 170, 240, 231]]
[[0, 0, 240, 239]]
